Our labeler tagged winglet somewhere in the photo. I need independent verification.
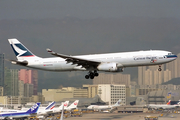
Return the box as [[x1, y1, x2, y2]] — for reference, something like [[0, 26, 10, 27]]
[[46, 48, 52, 53]]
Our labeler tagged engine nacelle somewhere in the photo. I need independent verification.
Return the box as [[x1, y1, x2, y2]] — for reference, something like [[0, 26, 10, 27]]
[[97, 62, 124, 72]]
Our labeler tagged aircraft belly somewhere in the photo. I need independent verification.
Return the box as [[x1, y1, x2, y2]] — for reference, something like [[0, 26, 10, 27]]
[[54, 62, 76, 71]]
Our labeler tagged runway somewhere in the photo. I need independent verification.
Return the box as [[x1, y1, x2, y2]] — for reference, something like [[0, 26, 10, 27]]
[[64, 113, 180, 120]]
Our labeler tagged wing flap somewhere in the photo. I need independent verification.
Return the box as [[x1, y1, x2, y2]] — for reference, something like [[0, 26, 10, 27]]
[[47, 48, 100, 69]]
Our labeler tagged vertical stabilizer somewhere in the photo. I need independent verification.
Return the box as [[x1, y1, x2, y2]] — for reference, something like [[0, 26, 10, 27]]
[[167, 100, 171, 105], [67, 100, 79, 110], [8, 38, 41, 60], [113, 99, 122, 106], [26, 102, 41, 114], [58, 101, 69, 110], [45, 101, 55, 110]]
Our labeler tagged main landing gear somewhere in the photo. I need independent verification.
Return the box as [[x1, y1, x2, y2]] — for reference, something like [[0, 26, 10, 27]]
[[85, 71, 99, 79], [158, 65, 162, 71]]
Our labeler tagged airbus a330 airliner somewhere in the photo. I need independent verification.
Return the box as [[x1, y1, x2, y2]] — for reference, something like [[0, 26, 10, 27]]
[[8, 39, 177, 79]]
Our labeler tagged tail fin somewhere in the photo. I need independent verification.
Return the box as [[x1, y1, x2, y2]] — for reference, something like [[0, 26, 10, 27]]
[[8, 38, 41, 60], [58, 101, 69, 110], [113, 99, 122, 106], [63, 101, 69, 109], [167, 100, 171, 105], [68, 100, 79, 109], [45, 101, 56, 110], [26, 102, 41, 114]]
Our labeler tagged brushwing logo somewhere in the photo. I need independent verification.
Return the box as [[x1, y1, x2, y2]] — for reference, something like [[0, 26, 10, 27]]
[[31, 104, 38, 111], [12, 43, 27, 57]]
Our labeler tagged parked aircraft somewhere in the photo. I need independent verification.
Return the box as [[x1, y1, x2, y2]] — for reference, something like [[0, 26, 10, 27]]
[[65, 100, 79, 111], [148, 100, 180, 109], [21, 101, 55, 115], [0, 101, 55, 119], [36, 101, 55, 115], [87, 99, 122, 110], [0, 102, 40, 119], [8, 39, 177, 79], [52, 101, 69, 113]]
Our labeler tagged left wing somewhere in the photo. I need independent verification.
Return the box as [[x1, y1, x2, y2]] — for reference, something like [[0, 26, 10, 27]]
[[47, 49, 101, 69]]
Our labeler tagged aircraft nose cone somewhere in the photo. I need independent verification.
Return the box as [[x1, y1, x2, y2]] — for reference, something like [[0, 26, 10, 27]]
[[166, 54, 177, 60], [174, 55, 178, 59]]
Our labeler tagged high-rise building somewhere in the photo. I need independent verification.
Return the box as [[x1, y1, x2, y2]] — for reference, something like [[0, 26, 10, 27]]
[[138, 66, 146, 85], [4, 68, 19, 96], [24, 83, 33, 97], [93, 73, 130, 86], [98, 84, 126, 105], [19, 69, 38, 95], [83, 84, 98, 98], [138, 64, 170, 85], [144, 69, 153, 85], [153, 70, 162, 85], [166, 53, 180, 79], [0, 53, 4, 87], [163, 69, 172, 83], [19, 80, 24, 96]]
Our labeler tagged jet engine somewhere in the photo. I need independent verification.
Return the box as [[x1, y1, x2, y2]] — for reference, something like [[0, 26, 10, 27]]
[[97, 62, 124, 72]]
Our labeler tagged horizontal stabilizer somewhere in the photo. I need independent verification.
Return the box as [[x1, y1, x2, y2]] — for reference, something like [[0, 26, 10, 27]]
[[6, 59, 28, 66]]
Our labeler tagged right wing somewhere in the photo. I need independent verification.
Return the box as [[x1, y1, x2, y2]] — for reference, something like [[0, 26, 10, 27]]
[[47, 49, 101, 69]]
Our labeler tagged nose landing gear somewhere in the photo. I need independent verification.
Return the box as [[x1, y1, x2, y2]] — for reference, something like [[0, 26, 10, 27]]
[[85, 71, 99, 79], [158, 65, 162, 71]]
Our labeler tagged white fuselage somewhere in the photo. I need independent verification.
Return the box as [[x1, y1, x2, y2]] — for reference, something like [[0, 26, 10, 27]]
[[87, 105, 112, 110], [148, 104, 179, 109], [23, 50, 176, 71]]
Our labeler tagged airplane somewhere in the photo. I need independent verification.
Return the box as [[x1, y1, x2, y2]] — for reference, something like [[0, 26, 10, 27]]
[[0, 101, 55, 119], [36, 101, 56, 119], [52, 101, 69, 113], [36, 101, 55, 116], [20, 101, 55, 115], [87, 99, 122, 110], [0, 102, 40, 119], [65, 100, 79, 111], [148, 100, 180, 109], [8, 38, 177, 79]]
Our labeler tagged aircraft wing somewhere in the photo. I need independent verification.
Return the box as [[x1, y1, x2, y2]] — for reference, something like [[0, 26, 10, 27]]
[[47, 49, 101, 69]]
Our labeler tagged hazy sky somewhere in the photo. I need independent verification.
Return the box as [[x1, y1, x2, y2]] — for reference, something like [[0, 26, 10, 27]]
[[1, 0, 180, 20]]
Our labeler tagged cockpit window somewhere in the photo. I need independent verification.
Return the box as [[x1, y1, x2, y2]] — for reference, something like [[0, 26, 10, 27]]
[[168, 53, 172, 55]]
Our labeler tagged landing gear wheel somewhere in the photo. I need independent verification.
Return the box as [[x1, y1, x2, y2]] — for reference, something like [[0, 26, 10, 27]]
[[158, 68, 162, 71], [85, 70, 99, 79], [94, 72, 99, 76], [85, 75, 89, 79], [90, 75, 94, 79], [158, 65, 162, 71]]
